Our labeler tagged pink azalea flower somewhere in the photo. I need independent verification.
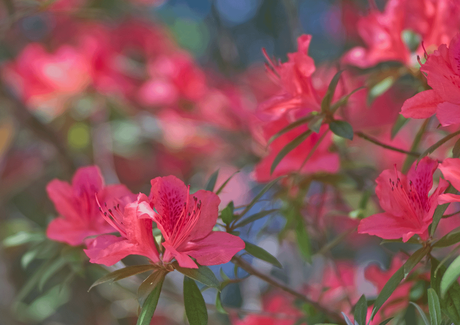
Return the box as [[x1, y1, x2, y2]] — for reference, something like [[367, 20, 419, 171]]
[[358, 157, 449, 242], [137, 176, 245, 268], [46, 166, 135, 246], [438, 158, 460, 204], [343, 0, 460, 68], [401, 34, 460, 126]]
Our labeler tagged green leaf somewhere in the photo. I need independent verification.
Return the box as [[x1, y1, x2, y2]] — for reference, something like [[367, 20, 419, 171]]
[[38, 257, 67, 291], [239, 177, 284, 217], [138, 270, 167, 305], [321, 70, 344, 113], [184, 277, 208, 325], [367, 76, 394, 105], [295, 213, 312, 263], [88, 264, 156, 291], [215, 292, 227, 314], [453, 138, 460, 158], [431, 258, 460, 325], [136, 277, 164, 325], [428, 288, 442, 325], [433, 229, 460, 247], [354, 295, 367, 325], [205, 170, 219, 192], [401, 29, 421, 52], [267, 115, 315, 144], [173, 262, 220, 289], [221, 201, 235, 225], [270, 130, 312, 174], [441, 256, 460, 298], [410, 302, 429, 325], [233, 209, 278, 228], [378, 318, 393, 325], [391, 115, 410, 139], [329, 120, 354, 140], [3, 231, 44, 247], [371, 246, 430, 320], [216, 171, 240, 195], [419, 130, 460, 162], [431, 185, 456, 237], [244, 241, 282, 268]]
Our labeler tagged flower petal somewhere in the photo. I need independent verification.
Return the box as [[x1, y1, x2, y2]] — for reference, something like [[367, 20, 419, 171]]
[[183, 232, 245, 266], [407, 157, 438, 205], [400, 90, 442, 119], [46, 216, 108, 246], [437, 102, 460, 126], [439, 158, 460, 190], [71, 165, 104, 195], [46, 179, 80, 221], [188, 189, 220, 241], [84, 234, 139, 266], [163, 241, 198, 268], [438, 193, 460, 204]]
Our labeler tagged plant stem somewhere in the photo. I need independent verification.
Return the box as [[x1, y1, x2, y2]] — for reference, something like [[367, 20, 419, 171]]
[[232, 255, 346, 325], [354, 131, 420, 157]]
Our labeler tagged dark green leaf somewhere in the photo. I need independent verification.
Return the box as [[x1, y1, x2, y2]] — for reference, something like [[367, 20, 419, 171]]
[[234, 209, 278, 228], [173, 262, 220, 289], [431, 185, 456, 237], [244, 241, 282, 268], [267, 115, 315, 144], [371, 246, 430, 320], [329, 120, 354, 140], [391, 115, 410, 139], [441, 256, 460, 298], [419, 130, 460, 162], [215, 292, 227, 314], [221, 201, 235, 225], [410, 302, 429, 325], [239, 177, 284, 217], [205, 170, 219, 192], [354, 295, 367, 325], [428, 288, 442, 325], [216, 171, 240, 195], [271, 130, 312, 174], [431, 258, 460, 325], [184, 277, 208, 325], [433, 229, 460, 247], [321, 70, 344, 113], [88, 264, 156, 291], [453, 138, 460, 158], [295, 213, 312, 263], [138, 270, 167, 305], [136, 277, 164, 325], [378, 318, 393, 325]]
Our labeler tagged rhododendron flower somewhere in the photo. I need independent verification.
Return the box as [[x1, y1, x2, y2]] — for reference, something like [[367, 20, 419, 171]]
[[138, 176, 245, 268], [252, 35, 340, 182], [85, 176, 244, 268], [46, 166, 135, 246], [401, 34, 460, 126], [438, 158, 460, 204], [358, 157, 448, 242], [343, 0, 460, 68]]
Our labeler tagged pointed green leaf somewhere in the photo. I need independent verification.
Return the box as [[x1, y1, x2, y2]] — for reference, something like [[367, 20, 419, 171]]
[[329, 120, 354, 140], [38, 257, 67, 291], [321, 70, 344, 113], [341, 312, 354, 325], [136, 277, 164, 325], [216, 171, 240, 195], [433, 229, 460, 247], [3, 231, 44, 247], [244, 241, 282, 268], [234, 209, 278, 228], [270, 130, 312, 174], [367, 76, 394, 105], [205, 170, 219, 192], [378, 318, 393, 325], [441, 255, 460, 298], [428, 288, 442, 325], [371, 246, 430, 320], [354, 295, 367, 325], [88, 264, 156, 291], [138, 270, 167, 305], [184, 277, 208, 325], [215, 292, 227, 314], [221, 201, 235, 225], [295, 214, 312, 263], [173, 262, 220, 289], [409, 302, 429, 325], [431, 258, 460, 325], [268, 115, 315, 144], [391, 115, 410, 139]]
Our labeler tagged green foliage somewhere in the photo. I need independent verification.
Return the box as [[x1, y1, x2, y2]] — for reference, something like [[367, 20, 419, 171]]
[[391, 115, 410, 139], [428, 288, 442, 325], [321, 70, 344, 113], [441, 256, 460, 298], [137, 278, 164, 325], [354, 295, 367, 325], [270, 130, 312, 174], [233, 209, 278, 228], [183, 277, 208, 325], [172, 262, 220, 289], [243, 241, 282, 268], [410, 302, 429, 325], [205, 169, 219, 192], [329, 120, 354, 140], [434, 230, 460, 248], [431, 258, 460, 325], [221, 201, 235, 225], [88, 264, 156, 291]]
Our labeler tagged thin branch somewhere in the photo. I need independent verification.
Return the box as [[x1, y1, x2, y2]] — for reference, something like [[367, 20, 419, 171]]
[[232, 255, 346, 325], [355, 131, 420, 157]]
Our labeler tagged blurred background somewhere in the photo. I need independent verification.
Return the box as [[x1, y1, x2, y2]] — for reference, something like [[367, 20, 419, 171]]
[[0, 0, 444, 324]]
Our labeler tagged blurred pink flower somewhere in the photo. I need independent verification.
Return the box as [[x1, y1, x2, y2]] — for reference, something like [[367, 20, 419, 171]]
[[47, 166, 135, 246], [438, 158, 460, 204], [358, 157, 448, 242], [343, 0, 460, 68], [401, 34, 460, 126], [137, 176, 245, 268]]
